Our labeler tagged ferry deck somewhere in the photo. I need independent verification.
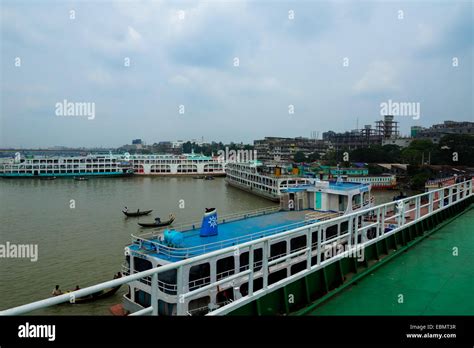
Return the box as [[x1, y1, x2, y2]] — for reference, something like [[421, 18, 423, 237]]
[[130, 209, 316, 262]]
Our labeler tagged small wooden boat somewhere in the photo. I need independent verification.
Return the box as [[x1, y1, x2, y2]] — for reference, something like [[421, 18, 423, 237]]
[[138, 215, 175, 228], [40, 176, 56, 181], [67, 285, 121, 304], [204, 176, 214, 180], [123, 209, 153, 217], [74, 176, 88, 181]]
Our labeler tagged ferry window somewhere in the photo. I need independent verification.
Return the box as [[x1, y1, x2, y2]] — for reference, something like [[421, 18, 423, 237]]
[[270, 241, 287, 258], [158, 300, 176, 316], [340, 221, 349, 234], [291, 261, 307, 275], [326, 225, 338, 240], [189, 263, 211, 290], [268, 269, 287, 285], [216, 288, 234, 305], [290, 235, 307, 252], [216, 256, 235, 280], [239, 252, 249, 271], [188, 296, 210, 316], [134, 290, 151, 307], [311, 231, 319, 248], [158, 269, 177, 285], [239, 278, 263, 296], [134, 257, 152, 272]]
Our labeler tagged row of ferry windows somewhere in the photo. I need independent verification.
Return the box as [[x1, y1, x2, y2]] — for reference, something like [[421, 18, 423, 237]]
[[11, 169, 119, 174], [8, 164, 119, 169], [354, 177, 393, 182], [143, 165, 223, 173], [131, 160, 215, 164], [26, 159, 116, 163], [228, 175, 277, 194]]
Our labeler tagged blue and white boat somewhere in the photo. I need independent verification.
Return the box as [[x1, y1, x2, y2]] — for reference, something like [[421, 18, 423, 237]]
[[121, 178, 374, 315]]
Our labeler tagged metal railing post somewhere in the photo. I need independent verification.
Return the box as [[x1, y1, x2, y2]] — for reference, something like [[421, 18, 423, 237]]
[[248, 245, 254, 296], [428, 191, 433, 214], [415, 196, 420, 219], [262, 240, 269, 289], [347, 216, 353, 248], [306, 227, 312, 270], [316, 226, 322, 265], [176, 266, 185, 315], [376, 207, 381, 237], [151, 273, 158, 315]]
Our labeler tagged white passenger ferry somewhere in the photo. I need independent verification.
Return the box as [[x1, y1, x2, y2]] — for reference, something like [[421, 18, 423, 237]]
[[119, 152, 226, 176], [0, 152, 133, 178], [121, 178, 374, 315], [225, 161, 313, 201], [339, 174, 397, 189]]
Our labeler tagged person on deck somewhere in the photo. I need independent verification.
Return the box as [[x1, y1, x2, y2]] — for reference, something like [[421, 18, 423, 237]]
[[124, 206, 128, 212]]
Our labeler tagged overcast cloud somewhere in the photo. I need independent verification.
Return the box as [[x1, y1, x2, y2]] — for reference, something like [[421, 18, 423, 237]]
[[1, 0, 472, 147]]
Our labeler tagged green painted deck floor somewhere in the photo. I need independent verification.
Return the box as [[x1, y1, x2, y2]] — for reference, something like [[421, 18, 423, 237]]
[[309, 207, 474, 315]]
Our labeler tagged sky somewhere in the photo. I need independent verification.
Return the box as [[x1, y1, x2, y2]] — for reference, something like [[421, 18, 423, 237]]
[[1, 0, 473, 148]]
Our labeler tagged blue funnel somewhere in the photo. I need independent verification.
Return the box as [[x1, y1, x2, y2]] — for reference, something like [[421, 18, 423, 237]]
[[200, 208, 218, 237]]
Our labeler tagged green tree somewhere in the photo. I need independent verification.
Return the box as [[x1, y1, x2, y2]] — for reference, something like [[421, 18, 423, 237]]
[[293, 151, 307, 163], [400, 139, 437, 165], [182, 141, 193, 154], [437, 134, 474, 166], [308, 152, 320, 162]]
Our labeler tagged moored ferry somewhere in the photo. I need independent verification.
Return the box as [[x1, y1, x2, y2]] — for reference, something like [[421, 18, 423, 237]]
[[425, 176, 457, 191], [121, 178, 374, 315], [119, 152, 226, 176], [339, 174, 397, 189], [0, 152, 133, 178], [225, 161, 313, 201]]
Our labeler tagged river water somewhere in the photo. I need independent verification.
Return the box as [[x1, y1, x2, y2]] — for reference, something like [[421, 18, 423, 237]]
[[0, 177, 416, 315]]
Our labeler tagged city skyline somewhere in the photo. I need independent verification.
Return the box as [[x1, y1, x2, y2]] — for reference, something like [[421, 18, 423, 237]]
[[1, 1, 473, 148]]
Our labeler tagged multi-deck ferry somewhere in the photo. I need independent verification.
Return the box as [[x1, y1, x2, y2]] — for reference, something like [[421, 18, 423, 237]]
[[121, 178, 374, 315], [339, 174, 397, 189], [119, 152, 226, 176], [0, 153, 133, 178], [225, 161, 313, 201]]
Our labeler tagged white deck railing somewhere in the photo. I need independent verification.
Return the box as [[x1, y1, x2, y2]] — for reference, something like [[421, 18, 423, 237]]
[[0, 180, 472, 316]]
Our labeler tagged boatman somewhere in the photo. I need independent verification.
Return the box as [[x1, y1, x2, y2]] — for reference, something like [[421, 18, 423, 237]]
[[124, 206, 128, 213], [51, 285, 62, 296]]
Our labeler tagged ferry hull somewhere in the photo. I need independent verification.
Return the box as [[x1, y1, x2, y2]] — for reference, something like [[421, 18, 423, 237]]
[[225, 178, 280, 202], [133, 172, 226, 177], [228, 197, 474, 316]]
